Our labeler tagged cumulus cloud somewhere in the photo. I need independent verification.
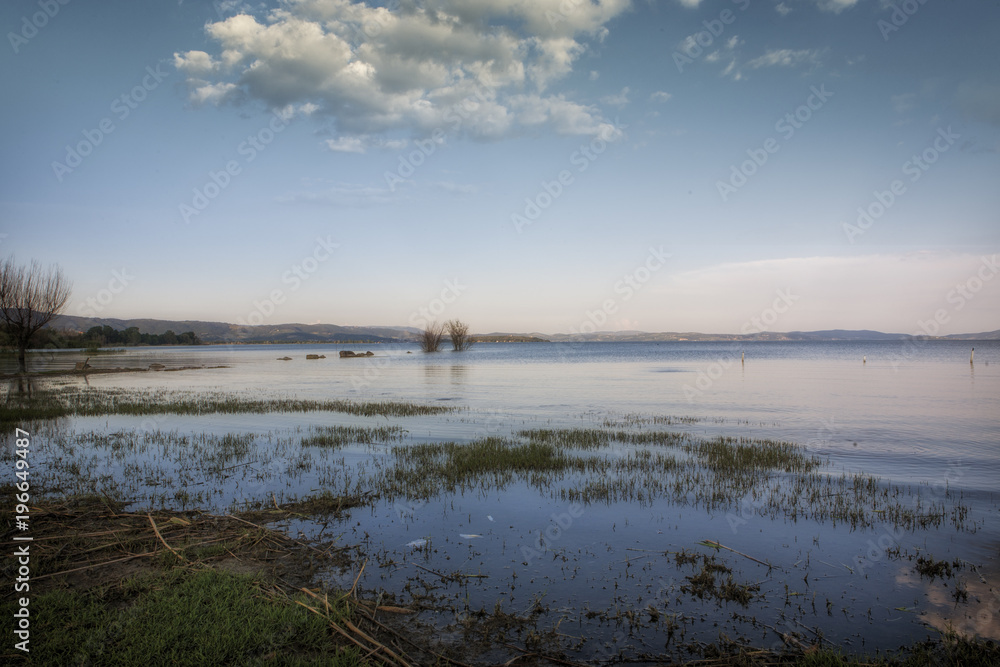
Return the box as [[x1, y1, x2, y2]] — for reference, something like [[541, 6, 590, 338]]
[[650, 91, 672, 103], [174, 0, 630, 140]]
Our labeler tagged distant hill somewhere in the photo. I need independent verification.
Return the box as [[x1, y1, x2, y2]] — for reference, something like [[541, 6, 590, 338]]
[[942, 330, 1000, 340], [48, 315, 415, 344], [44, 315, 1000, 345], [473, 333, 550, 343], [543, 329, 1000, 342]]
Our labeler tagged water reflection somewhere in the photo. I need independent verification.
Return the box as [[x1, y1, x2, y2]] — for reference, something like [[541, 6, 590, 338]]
[[910, 544, 1000, 641], [4, 374, 39, 400], [422, 363, 468, 386]]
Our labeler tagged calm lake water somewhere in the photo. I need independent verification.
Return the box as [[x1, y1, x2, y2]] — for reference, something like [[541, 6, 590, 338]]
[[13, 340, 1000, 658]]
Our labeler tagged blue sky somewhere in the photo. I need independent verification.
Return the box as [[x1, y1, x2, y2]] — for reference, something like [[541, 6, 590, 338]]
[[2, 0, 998, 335]]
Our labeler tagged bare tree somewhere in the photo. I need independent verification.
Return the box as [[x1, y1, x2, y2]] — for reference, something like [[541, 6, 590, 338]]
[[0, 257, 72, 373], [446, 319, 474, 351], [419, 322, 445, 352]]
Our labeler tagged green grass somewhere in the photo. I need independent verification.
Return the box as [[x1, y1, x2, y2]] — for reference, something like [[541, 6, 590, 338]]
[[301, 425, 407, 448], [374, 428, 970, 532], [11, 569, 363, 666], [386, 437, 581, 498]]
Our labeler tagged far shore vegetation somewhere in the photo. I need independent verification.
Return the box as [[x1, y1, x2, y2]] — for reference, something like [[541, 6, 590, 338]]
[[2, 325, 204, 351]]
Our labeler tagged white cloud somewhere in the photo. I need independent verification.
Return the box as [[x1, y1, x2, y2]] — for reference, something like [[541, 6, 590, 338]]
[[676, 32, 744, 80], [325, 136, 367, 153], [775, 2, 792, 15], [650, 91, 672, 103], [745, 48, 822, 69], [324, 134, 408, 153], [812, 0, 860, 12], [601, 86, 630, 107], [190, 81, 239, 105], [174, 0, 630, 141], [432, 181, 480, 195], [173, 50, 218, 76], [510, 94, 624, 139]]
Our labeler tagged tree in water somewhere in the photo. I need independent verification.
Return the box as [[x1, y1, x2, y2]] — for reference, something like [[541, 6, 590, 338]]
[[419, 323, 445, 352], [446, 319, 474, 351], [0, 257, 72, 373]]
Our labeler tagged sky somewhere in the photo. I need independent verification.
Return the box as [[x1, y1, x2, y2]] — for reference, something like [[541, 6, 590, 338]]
[[1, 0, 998, 335]]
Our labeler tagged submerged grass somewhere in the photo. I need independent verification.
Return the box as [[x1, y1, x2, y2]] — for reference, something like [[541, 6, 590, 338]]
[[375, 428, 971, 532], [0, 386, 455, 421], [385, 437, 582, 498], [302, 425, 407, 448]]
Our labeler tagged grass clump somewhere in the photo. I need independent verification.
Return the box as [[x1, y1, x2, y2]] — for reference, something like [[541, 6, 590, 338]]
[[914, 555, 962, 580], [694, 436, 821, 475], [386, 437, 580, 498], [679, 555, 759, 606], [302, 425, 406, 448], [282, 490, 369, 516]]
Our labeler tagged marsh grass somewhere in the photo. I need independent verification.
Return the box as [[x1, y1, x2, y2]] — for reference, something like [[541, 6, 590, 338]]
[[375, 428, 971, 532], [915, 555, 963, 580], [302, 424, 407, 448], [0, 385, 455, 421], [385, 437, 582, 498]]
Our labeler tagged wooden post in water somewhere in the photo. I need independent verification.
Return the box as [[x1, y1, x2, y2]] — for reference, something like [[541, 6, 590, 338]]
[[863, 356, 866, 364], [970, 347, 974, 364], [741, 351, 745, 365]]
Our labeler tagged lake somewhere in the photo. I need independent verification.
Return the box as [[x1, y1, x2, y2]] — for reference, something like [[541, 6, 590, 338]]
[[12, 339, 1000, 659]]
